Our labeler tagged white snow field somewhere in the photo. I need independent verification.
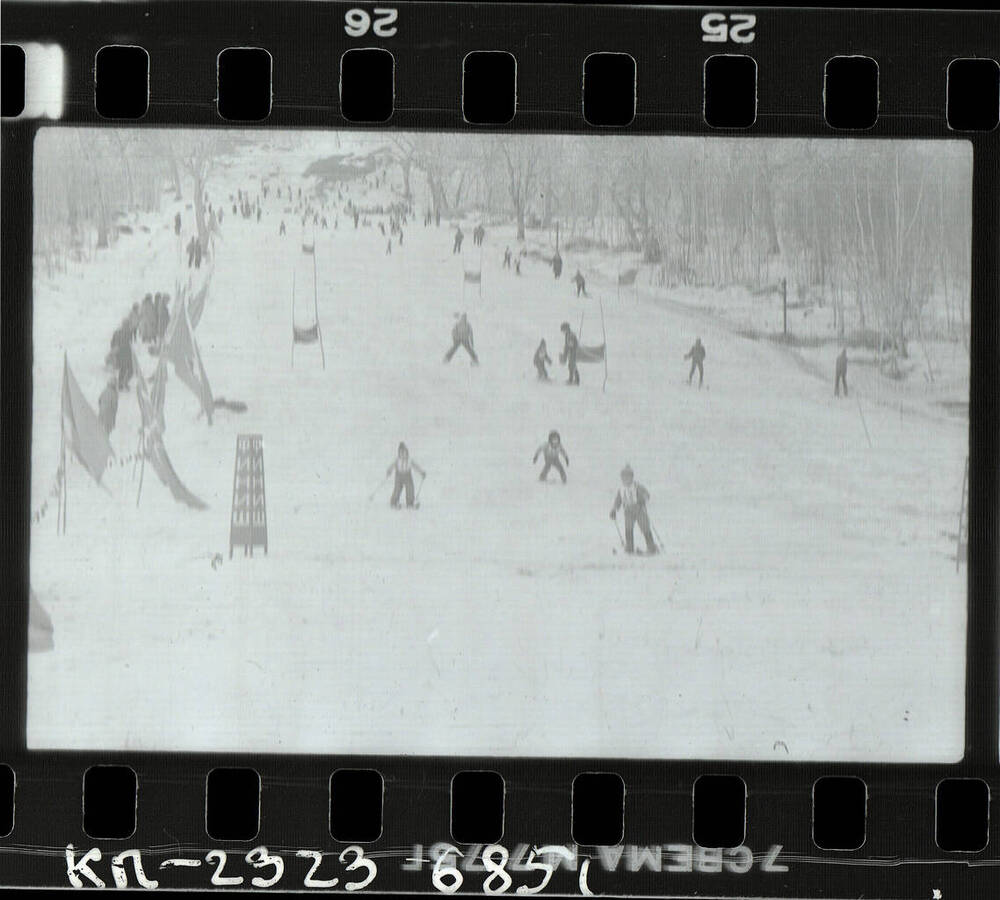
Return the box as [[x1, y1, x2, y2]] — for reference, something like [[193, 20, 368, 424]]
[[27, 130, 968, 760]]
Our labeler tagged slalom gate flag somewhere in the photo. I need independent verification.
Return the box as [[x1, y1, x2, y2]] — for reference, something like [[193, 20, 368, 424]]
[[463, 270, 482, 283], [61, 354, 114, 483], [187, 269, 212, 330], [293, 322, 320, 344], [164, 294, 214, 424], [577, 343, 606, 363], [150, 358, 167, 428], [145, 431, 209, 510]]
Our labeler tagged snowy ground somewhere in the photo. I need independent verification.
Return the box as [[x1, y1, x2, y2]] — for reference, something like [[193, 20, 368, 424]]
[[27, 130, 968, 761]]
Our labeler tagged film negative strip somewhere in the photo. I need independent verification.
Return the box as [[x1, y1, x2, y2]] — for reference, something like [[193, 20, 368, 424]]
[[1, 2, 999, 896]]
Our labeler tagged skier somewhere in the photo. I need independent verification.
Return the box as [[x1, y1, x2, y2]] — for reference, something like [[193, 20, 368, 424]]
[[115, 334, 133, 390], [515, 258, 521, 276], [444, 313, 479, 364], [174, 212, 181, 236], [835, 347, 848, 397], [279, 220, 286, 236], [97, 379, 118, 436], [533, 338, 552, 380], [387, 442, 426, 508], [684, 337, 706, 387], [552, 251, 563, 279], [559, 322, 580, 385], [573, 269, 586, 297], [386, 238, 392, 255], [453, 226, 464, 254], [534, 430, 569, 483], [503, 246, 512, 269], [139, 294, 157, 343], [610, 464, 658, 555], [125, 303, 141, 343]]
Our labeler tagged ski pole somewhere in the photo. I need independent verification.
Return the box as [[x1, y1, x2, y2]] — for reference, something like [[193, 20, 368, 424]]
[[368, 473, 391, 501], [414, 472, 427, 503], [612, 515, 625, 548], [649, 518, 666, 550]]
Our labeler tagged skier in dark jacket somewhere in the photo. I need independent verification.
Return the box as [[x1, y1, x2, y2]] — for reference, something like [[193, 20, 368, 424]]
[[559, 322, 580, 385], [115, 336, 133, 390], [552, 251, 563, 279], [610, 464, 658, 554], [139, 294, 157, 343], [444, 313, 479, 364], [98, 380, 118, 436], [387, 442, 426, 508], [835, 348, 848, 397], [503, 247, 512, 269], [573, 269, 586, 297], [453, 226, 464, 254], [534, 339, 552, 380], [534, 430, 569, 483], [685, 337, 706, 387]]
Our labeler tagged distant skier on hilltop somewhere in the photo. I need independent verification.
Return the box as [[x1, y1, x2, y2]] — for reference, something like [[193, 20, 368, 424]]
[[684, 337, 706, 387], [835, 347, 849, 397]]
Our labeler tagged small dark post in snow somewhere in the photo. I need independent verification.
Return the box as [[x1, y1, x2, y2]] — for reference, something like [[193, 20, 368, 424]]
[[782, 277, 788, 336]]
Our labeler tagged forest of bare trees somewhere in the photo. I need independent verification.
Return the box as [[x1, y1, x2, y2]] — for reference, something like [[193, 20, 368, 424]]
[[34, 130, 971, 369], [391, 135, 971, 362]]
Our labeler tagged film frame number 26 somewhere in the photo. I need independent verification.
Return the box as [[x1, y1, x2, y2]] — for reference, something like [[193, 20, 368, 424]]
[[344, 7, 399, 38]]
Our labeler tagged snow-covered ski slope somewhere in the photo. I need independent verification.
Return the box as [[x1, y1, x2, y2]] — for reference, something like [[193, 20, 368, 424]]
[[28, 131, 967, 760]]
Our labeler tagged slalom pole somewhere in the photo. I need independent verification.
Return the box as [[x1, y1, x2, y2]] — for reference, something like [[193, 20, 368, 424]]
[[856, 396, 873, 448], [313, 247, 326, 369], [291, 270, 296, 369], [599, 296, 608, 392], [135, 435, 146, 509]]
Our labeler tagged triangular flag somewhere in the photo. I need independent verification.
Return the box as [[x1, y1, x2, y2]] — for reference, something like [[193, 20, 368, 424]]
[[61, 354, 114, 484], [164, 293, 214, 424], [144, 430, 209, 510]]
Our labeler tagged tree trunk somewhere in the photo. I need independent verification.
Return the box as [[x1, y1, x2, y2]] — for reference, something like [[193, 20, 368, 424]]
[[193, 169, 208, 247], [400, 156, 412, 200], [516, 207, 525, 242]]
